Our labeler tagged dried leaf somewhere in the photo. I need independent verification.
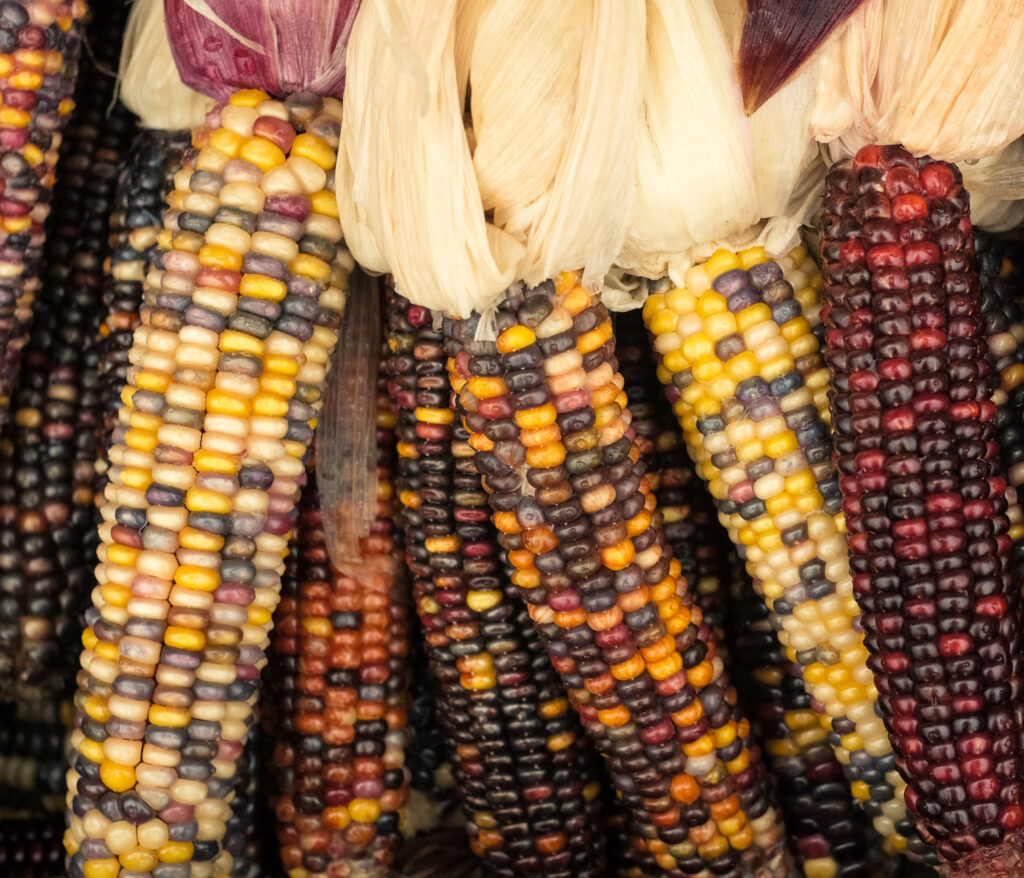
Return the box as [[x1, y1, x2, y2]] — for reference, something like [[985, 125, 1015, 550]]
[[336, 0, 523, 316], [739, 0, 865, 114], [119, 0, 210, 131], [163, 0, 361, 99], [318, 270, 380, 571], [811, 0, 1024, 161]]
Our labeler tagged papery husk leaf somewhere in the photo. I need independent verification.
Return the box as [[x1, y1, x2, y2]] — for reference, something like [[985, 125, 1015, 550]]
[[119, 0, 210, 131], [619, 0, 822, 288], [164, 0, 361, 100], [470, 1, 644, 290], [318, 269, 379, 571], [810, 0, 1024, 161], [336, 0, 523, 316], [739, 0, 865, 114]]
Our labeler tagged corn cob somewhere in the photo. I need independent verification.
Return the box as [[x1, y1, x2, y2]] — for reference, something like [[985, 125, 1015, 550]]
[[0, 0, 87, 420], [0, 696, 67, 815], [267, 423, 410, 878], [64, 90, 348, 878], [615, 310, 730, 641], [0, 1, 132, 698], [387, 288, 610, 878], [643, 243, 928, 862], [96, 128, 191, 482], [820, 144, 1024, 874], [976, 230, 1024, 591], [0, 815, 64, 876], [620, 305, 871, 877], [444, 277, 791, 878]]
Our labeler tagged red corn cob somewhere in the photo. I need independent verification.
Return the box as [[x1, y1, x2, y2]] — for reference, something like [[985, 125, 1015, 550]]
[[820, 144, 1024, 876]]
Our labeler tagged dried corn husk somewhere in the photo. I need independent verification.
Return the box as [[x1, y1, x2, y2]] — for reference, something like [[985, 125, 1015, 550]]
[[163, 0, 361, 100], [810, 0, 1024, 161], [617, 0, 825, 286], [119, 0, 210, 131], [336, 0, 523, 318]]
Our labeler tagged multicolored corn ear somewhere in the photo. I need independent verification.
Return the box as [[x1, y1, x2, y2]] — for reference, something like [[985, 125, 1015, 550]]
[[96, 128, 190, 485], [0, 0, 87, 420], [642, 244, 928, 862], [444, 276, 792, 878], [618, 307, 870, 877], [820, 144, 1024, 875], [0, 696, 68, 814], [267, 417, 410, 877], [386, 287, 610, 878], [0, 0, 132, 698], [64, 90, 349, 878]]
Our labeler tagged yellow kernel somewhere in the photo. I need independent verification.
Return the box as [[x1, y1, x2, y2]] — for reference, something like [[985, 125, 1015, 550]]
[[310, 190, 339, 218], [291, 133, 335, 169], [290, 253, 331, 280], [193, 449, 238, 474], [229, 89, 270, 107], [208, 128, 243, 157], [0, 106, 31, 126], [179, 527, 224, 552], [703, 249, 741, 280], [164, 626, 206, 651], [100, 583, 131, 608], [252, 393, 289, 417], [467, 376, 506, 398], [185, 487, 232, 515], [206, 389, 251, 418], [119, 848, 158, 871], [466, 590, 502, 612], [135, 370, 170, 393], [416, 406, 455, 425], [249, 606, 272, 626], [157, 841, 195, 864], [198, 244, 243, 271], [424, 536, 459, 554], [99, 761, 136, 793], [736, 302, 772, 331], [239, 273, 287, 301], [220, 330, 263, 356], [496, 325, 536, 354], [174, 565, 220, 592], [106, 544, 141, 567], [83, 860, 120, 878], [149, 705, 189, 727], [348, 799, 381, 823], [515, 403, 557, 429], [239, 136, 286, 171], [547, 731, 576, 751]]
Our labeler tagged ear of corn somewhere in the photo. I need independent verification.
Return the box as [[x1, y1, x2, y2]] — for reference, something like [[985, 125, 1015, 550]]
[[387, 287, 611, 878], [0, 0, 88, 421], [266, 400, 411, 877], [643, 243, 930, 862], [0, 1, 133, 699], [64, 90, 349, 878], [445, 277, 792, 878], [820, 144, 1024, 872]]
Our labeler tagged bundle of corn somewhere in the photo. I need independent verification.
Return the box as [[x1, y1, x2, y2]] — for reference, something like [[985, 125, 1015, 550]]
[[616, 306, 870, 876], [0, 696, 67, 815], [0, 0, 87, 422], [386, 288, 610, 878], [819, 145, 1024, 875], [642, 243, 926, 862], [0, 815, 64, 876], [444, 279, 790, 877], [0, 0, 132, 698], [65, 0, 362, 873], [266, 400, 411, 876], [95, 129, 190, 484]]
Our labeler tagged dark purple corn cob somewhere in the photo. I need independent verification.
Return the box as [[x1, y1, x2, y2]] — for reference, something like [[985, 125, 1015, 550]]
[[821, 144, 1024, 876], [0, 0, 131, 697], [386, 287, 610, 878]]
